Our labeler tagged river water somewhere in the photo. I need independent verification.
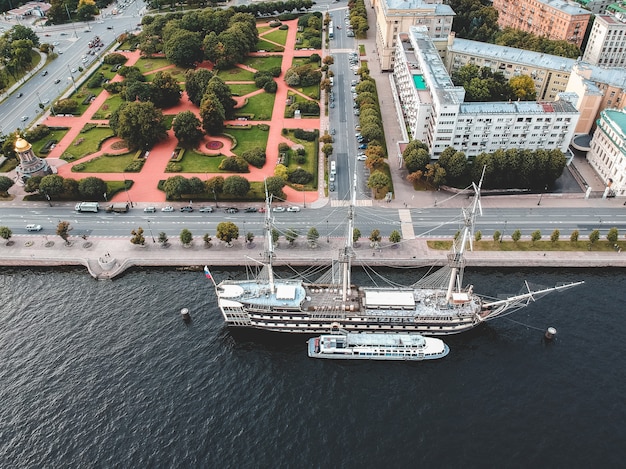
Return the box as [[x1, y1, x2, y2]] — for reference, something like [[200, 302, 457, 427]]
[[0, 266, 623, 468]]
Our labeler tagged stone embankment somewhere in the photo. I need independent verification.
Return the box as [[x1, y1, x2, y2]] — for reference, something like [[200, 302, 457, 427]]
[[1, 236, 624, 280]]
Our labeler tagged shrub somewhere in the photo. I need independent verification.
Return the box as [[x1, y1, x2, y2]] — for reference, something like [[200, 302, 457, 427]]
[[288, 168, 313, 185], [219, 156, 249, 172], [241, 147, 266, 168], [103, 53, 127, 65], [293, 129, 318, 141], [166, 162, 182, 172], [278, 142, 290, 152], [124, 161, 144, 172], [278, 24, 289, 31]]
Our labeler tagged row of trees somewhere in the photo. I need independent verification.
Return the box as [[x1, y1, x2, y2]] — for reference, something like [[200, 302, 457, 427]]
[[0, 25, 40, 90], [402, 140, 567, 190], [162, 174, 286, 200], [19, 174, 109, 201], [451, 64, 536, 102], [473, 228, 621, 246]]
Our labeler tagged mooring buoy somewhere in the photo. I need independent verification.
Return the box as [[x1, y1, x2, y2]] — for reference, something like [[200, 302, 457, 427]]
[[181, 308, 191, 321], [544, 327, 557, 340]]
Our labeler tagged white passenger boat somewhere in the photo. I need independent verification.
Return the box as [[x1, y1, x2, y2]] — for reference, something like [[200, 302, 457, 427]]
[[307, 332, 449, 361]]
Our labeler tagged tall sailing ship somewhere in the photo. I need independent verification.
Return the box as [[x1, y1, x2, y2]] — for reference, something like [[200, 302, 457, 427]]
[[210, 175, 582, 336]]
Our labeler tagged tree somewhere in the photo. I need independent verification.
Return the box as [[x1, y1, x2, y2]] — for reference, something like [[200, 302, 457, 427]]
[[589, 229, 600, 244], [185, 69, 214, 106], [223, 175, 251, 196], [163, 175, 190, 200], [206, 76, 236, 119], [307, 227, 319, 246], [265, 176, 286, 199], [509, 75, 537, 101], [151, 71, 182, 108], [216, 221, 239, 246], [285, 228, 299, 245], [531, 230, 542, 244], [246, 232, 254, 244], [551, 229, 560, 243], [199, 92, 226, 135], [158, 232, 169, 247], [271, 228, 280, 246], [367, 170, 390, 196], [205, 176, 224, 199], [37, 174, 64, 200], [57, 221, 71, 245], [321, 143, 333, 157], [570, 230, 579, 243], [180, 228, 193, 246], [0, 226, 12, 243], [173, 111, 203, 148], [493, 230, 501, 243], [202, 233, 212, 248], [607, 227, 619, 244], [404, 147, 429, 173], [475, 230, 482, 242], [109, 101, 167, 151], [274, 164, 289, 180], [389, 230, 401, 244], [0, 175, 14, 196], [353, 228, 361, 244], [130, 227, 145, 246], [164, 29, 203, 67], [512, 229, 522, 243], [78, 177, 107, 200], [370, 229, 381, 243]]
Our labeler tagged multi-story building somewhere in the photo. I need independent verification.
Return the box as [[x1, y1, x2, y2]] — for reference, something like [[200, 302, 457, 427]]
[[582, 14, 626, 67], [394, 27, 580, 158], [371, 0, 455, 71], [587, 108, 626, 195], [492, 0, 591, 48], [444, 34, 576, 101], [572, 0, 615, 14]]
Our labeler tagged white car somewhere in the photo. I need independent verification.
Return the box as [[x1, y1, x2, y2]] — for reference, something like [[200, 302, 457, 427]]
[[143, 206, 156, 213], [286, 206, 301, 212], [357, 154, 367, 161], [272, 206, 286, 213], [161, 206, 174, 212], [26, 224, 42, 232]]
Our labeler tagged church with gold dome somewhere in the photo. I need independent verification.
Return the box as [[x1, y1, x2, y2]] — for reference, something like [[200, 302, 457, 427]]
[[14, 137, 53, 183]]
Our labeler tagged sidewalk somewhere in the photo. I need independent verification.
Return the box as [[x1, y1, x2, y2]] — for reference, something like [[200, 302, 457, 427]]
[[1, 232, 624, 280]]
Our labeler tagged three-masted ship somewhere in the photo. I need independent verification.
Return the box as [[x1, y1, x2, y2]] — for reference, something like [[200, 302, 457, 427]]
[[211, 175, 582, 336]]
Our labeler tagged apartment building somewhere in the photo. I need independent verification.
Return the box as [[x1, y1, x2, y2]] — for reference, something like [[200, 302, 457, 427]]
[[572, 0, 615, 14], [394, 27, 579, 158], [492, 0, 591, 48], [371, 0, 455, 71], [444, 35, 576, 101], [582, 14, 626, 67], [587, 109, 626, 195]]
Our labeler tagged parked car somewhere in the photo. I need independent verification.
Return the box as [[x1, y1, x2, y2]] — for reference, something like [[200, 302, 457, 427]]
[[331, 128, 336, 135], [244, 207, 258, 213], [225, 207, 239, 214], [161, 206, 174, 212], [21, 116, 28, 121], [16, 92, 23, 98], [272, 206, 286, 213], [54, 79, 61, 84], [329, 183, 336, 192], [144, 206, 156, 213], [258, 207, 266, 213], [287, 206, 301, 212], [358, 143, 368, 149], [199, 206, 214, 212], [180, 206, 194, 212], [41, 71, 48, 76], [357, 154, 367, 161], [26, 224, 42, 232]]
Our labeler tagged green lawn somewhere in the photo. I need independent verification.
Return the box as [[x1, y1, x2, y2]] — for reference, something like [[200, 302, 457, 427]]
[[257, 26, 272, 34], [144, 66, 188, 82], [285, 130, 318, 189], [238, 92, 275, 120], [297, 84, 320, 99], [428, 239, 626, 253], [263, 29, 288, 46], [64, 126, 115, 160], [31, 129, 70, 157], [217, 67, 255, 81], [255, 39, 284, 52], [242, 55, 283, 72], [227, 126, 269, 156], [72, 151, 136, 172], [229, 83, 259, 96], [163, 114, 176, 129], [92, 94, 125, 119], [171, 150, 227, 172], [135, 57, 176, 74]]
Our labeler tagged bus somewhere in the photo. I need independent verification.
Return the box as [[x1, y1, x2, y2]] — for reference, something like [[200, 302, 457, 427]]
[[329, 21, 334, 39]]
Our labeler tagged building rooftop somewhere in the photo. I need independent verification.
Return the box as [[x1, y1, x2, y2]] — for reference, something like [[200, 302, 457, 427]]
[[383, 0, 455, 15], [539, 0, 590, 15], [460, 100, 578, 115], [575, 62, 626, 89], [603, 109, 626, 136], [450, 37, 577, 72]]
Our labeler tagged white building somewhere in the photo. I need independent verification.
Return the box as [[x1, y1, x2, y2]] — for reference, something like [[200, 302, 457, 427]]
[[582, 14, 626, 68], [393, 27, 579, 158], [587, 108, 626, 195]]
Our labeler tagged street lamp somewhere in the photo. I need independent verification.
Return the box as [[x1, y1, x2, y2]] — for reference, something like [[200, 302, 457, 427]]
[[147, 219, 155, 243], [67, 65, 78, 93], [500, 220, 507, 243], [212, 188, 219, 208], [326, 220, 329, 243]]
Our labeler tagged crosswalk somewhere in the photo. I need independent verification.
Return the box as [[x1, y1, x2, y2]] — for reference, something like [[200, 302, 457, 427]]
[[331, 199, 373, 207]]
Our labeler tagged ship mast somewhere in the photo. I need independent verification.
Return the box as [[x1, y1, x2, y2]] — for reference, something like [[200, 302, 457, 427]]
[[263, 181, 275, 294], [341, 173, 357, 301], [445, 169, 484, 302]]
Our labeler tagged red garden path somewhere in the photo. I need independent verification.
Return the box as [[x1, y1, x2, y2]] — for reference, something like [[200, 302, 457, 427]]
[[43, 19, 322, 204]]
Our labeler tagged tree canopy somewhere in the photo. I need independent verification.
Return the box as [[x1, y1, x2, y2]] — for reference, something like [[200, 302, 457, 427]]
[[109, 101, 168, 151]]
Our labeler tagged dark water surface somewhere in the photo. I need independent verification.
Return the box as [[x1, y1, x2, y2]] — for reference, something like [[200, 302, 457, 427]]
[[0, 266, 624, 468]]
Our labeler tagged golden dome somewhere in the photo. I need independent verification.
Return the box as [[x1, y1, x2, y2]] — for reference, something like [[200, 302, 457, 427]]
[[15, 138, 32, 152]]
